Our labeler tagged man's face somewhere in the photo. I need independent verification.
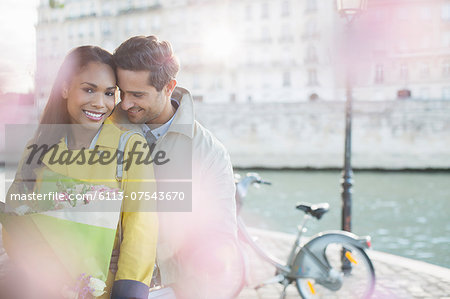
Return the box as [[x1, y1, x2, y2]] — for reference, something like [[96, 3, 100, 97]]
[[116, 68, 167, 124]]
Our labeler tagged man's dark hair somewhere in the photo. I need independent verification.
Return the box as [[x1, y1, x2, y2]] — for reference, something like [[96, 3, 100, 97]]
[[113, 35, 180, 91]]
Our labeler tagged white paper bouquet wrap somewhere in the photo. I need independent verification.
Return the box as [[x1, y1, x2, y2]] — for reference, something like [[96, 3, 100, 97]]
[[61, 275, 107, 298], [2, 168, 123, 298]]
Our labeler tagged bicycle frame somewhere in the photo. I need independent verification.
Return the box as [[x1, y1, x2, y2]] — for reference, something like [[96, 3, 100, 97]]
[[235, 173, 375, 298], [237, 212, 313, 279]]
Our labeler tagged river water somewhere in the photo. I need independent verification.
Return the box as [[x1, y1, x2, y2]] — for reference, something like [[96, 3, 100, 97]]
[[2, 168, 449, 267], [236, 170, 450, 268]]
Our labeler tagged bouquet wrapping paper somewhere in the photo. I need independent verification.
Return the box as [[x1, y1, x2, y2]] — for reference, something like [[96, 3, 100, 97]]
[[1, 168, 122, 298]]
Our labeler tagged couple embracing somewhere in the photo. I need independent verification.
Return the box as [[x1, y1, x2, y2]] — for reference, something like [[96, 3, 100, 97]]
[[1, 36, 241, 299]]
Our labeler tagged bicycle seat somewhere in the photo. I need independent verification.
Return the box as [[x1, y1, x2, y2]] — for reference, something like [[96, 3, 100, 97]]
[[296, 203, 330, 220]]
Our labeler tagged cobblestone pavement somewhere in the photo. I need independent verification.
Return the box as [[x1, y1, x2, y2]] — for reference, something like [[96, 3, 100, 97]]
[[236, 228, 450, 299], [1, 224, 449, 299]]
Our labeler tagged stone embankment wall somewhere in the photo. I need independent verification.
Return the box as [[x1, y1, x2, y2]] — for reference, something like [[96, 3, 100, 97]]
[[195, 100, 450, 169], [1, 100, 449, 169]]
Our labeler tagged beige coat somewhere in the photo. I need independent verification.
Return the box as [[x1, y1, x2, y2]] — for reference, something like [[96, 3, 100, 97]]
[[110, 87, 238, 297]]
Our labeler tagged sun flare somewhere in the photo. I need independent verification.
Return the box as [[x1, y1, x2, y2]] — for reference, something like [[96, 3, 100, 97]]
[[202, 27, 236, 61]]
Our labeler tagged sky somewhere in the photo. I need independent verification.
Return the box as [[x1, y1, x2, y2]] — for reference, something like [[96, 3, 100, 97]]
[[0, 0, 38, 94]]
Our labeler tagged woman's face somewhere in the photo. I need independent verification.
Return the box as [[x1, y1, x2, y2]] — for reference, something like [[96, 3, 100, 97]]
[[63, 62, 116, 128]]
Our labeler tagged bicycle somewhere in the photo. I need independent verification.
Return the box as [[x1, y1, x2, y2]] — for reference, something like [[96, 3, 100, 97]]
[[235, 172, 376, 299]]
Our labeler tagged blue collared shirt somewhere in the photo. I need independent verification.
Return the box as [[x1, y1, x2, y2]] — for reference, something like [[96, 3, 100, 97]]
[[142, 99, 179, 140]]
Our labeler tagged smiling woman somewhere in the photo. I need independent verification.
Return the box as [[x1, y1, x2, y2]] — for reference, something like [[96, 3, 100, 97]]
[[37, 46, 117, 150], [63, 62, 117, 139], [0, 46, 158, 299]]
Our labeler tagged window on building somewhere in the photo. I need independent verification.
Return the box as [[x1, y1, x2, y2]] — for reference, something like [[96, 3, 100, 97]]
[[281, 0, 290, 17], [309, 93, 319, 101], [420, 63, 430, 78], [245, 4, 252, 20], [102, 2, 112, 16], [245, 27, 252, 40], [68, 24, 74, 39], [89, 22, 95, 37], [282, 71, 291, 87], [421, 36, 430, 49], [308, 69, 318, 86], [397, 89, 411, 99], [398, 8, 409, 21], [375, 64, 384, 84], [375, 10, 385, 21], [374, 40, 385, 51], [37, 32, 45, 43], [126, 0, 133, 9], [400, 63, 408, 80], [419, 88, 430, 100], [374, 91, 383, 101], [246, 73, 255, 89], [261, 2, 269, 19], [88, 1, 95, 16], [306, 0, 317, 12], [282, 47, 292, 64], [420, 6, 431, 20], [305, 45, 317, 62], [442, 32, 450, 47], [398, 40, 408, 51], [125, 18, 132, 34], [261, 27, 271, 42], [68, 3, 77, 19], [193, 95, 203, 102], [443, 61, 450, 77], [137, 0, 147, 8], [443, 87, 450, 100], [246, 51, 252, 65], [80, 2, 87, 17], [280, 24, 293, 42], [102, 22, 112, 36], [78, 23, 86, 38], [305, 21, 317, 37], [442, 3, 450, 21], [215, 78, 223, 89], [139, 18, 147, 32], [193, 73, 200, 89], [152, 16, 161, 31]]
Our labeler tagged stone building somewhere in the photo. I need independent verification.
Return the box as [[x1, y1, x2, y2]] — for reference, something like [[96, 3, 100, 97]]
[[348, 0, 450, 102], [35, 0, 450, 110]]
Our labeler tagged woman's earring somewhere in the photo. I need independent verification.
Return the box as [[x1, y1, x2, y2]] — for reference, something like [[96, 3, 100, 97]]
[[62, 84, 69, 99]]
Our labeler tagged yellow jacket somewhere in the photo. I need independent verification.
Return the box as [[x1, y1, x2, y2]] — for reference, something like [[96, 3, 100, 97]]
[[2, 119, 157, 298]]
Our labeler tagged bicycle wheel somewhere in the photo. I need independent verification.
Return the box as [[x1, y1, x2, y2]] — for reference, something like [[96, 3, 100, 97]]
[[295, 239, 375, 299]]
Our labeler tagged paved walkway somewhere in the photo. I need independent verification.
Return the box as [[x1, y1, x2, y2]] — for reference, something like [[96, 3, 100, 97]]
[[237, 228, 450, 299], [1, 224, 449, 298]]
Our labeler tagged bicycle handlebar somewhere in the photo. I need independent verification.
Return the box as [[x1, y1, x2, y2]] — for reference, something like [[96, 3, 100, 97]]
[[235, 173, 271, 204], [256, 180, 272, 185]]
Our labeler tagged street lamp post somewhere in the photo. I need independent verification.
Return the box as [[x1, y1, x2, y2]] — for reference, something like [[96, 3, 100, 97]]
[[336, 0, 367, 233]]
